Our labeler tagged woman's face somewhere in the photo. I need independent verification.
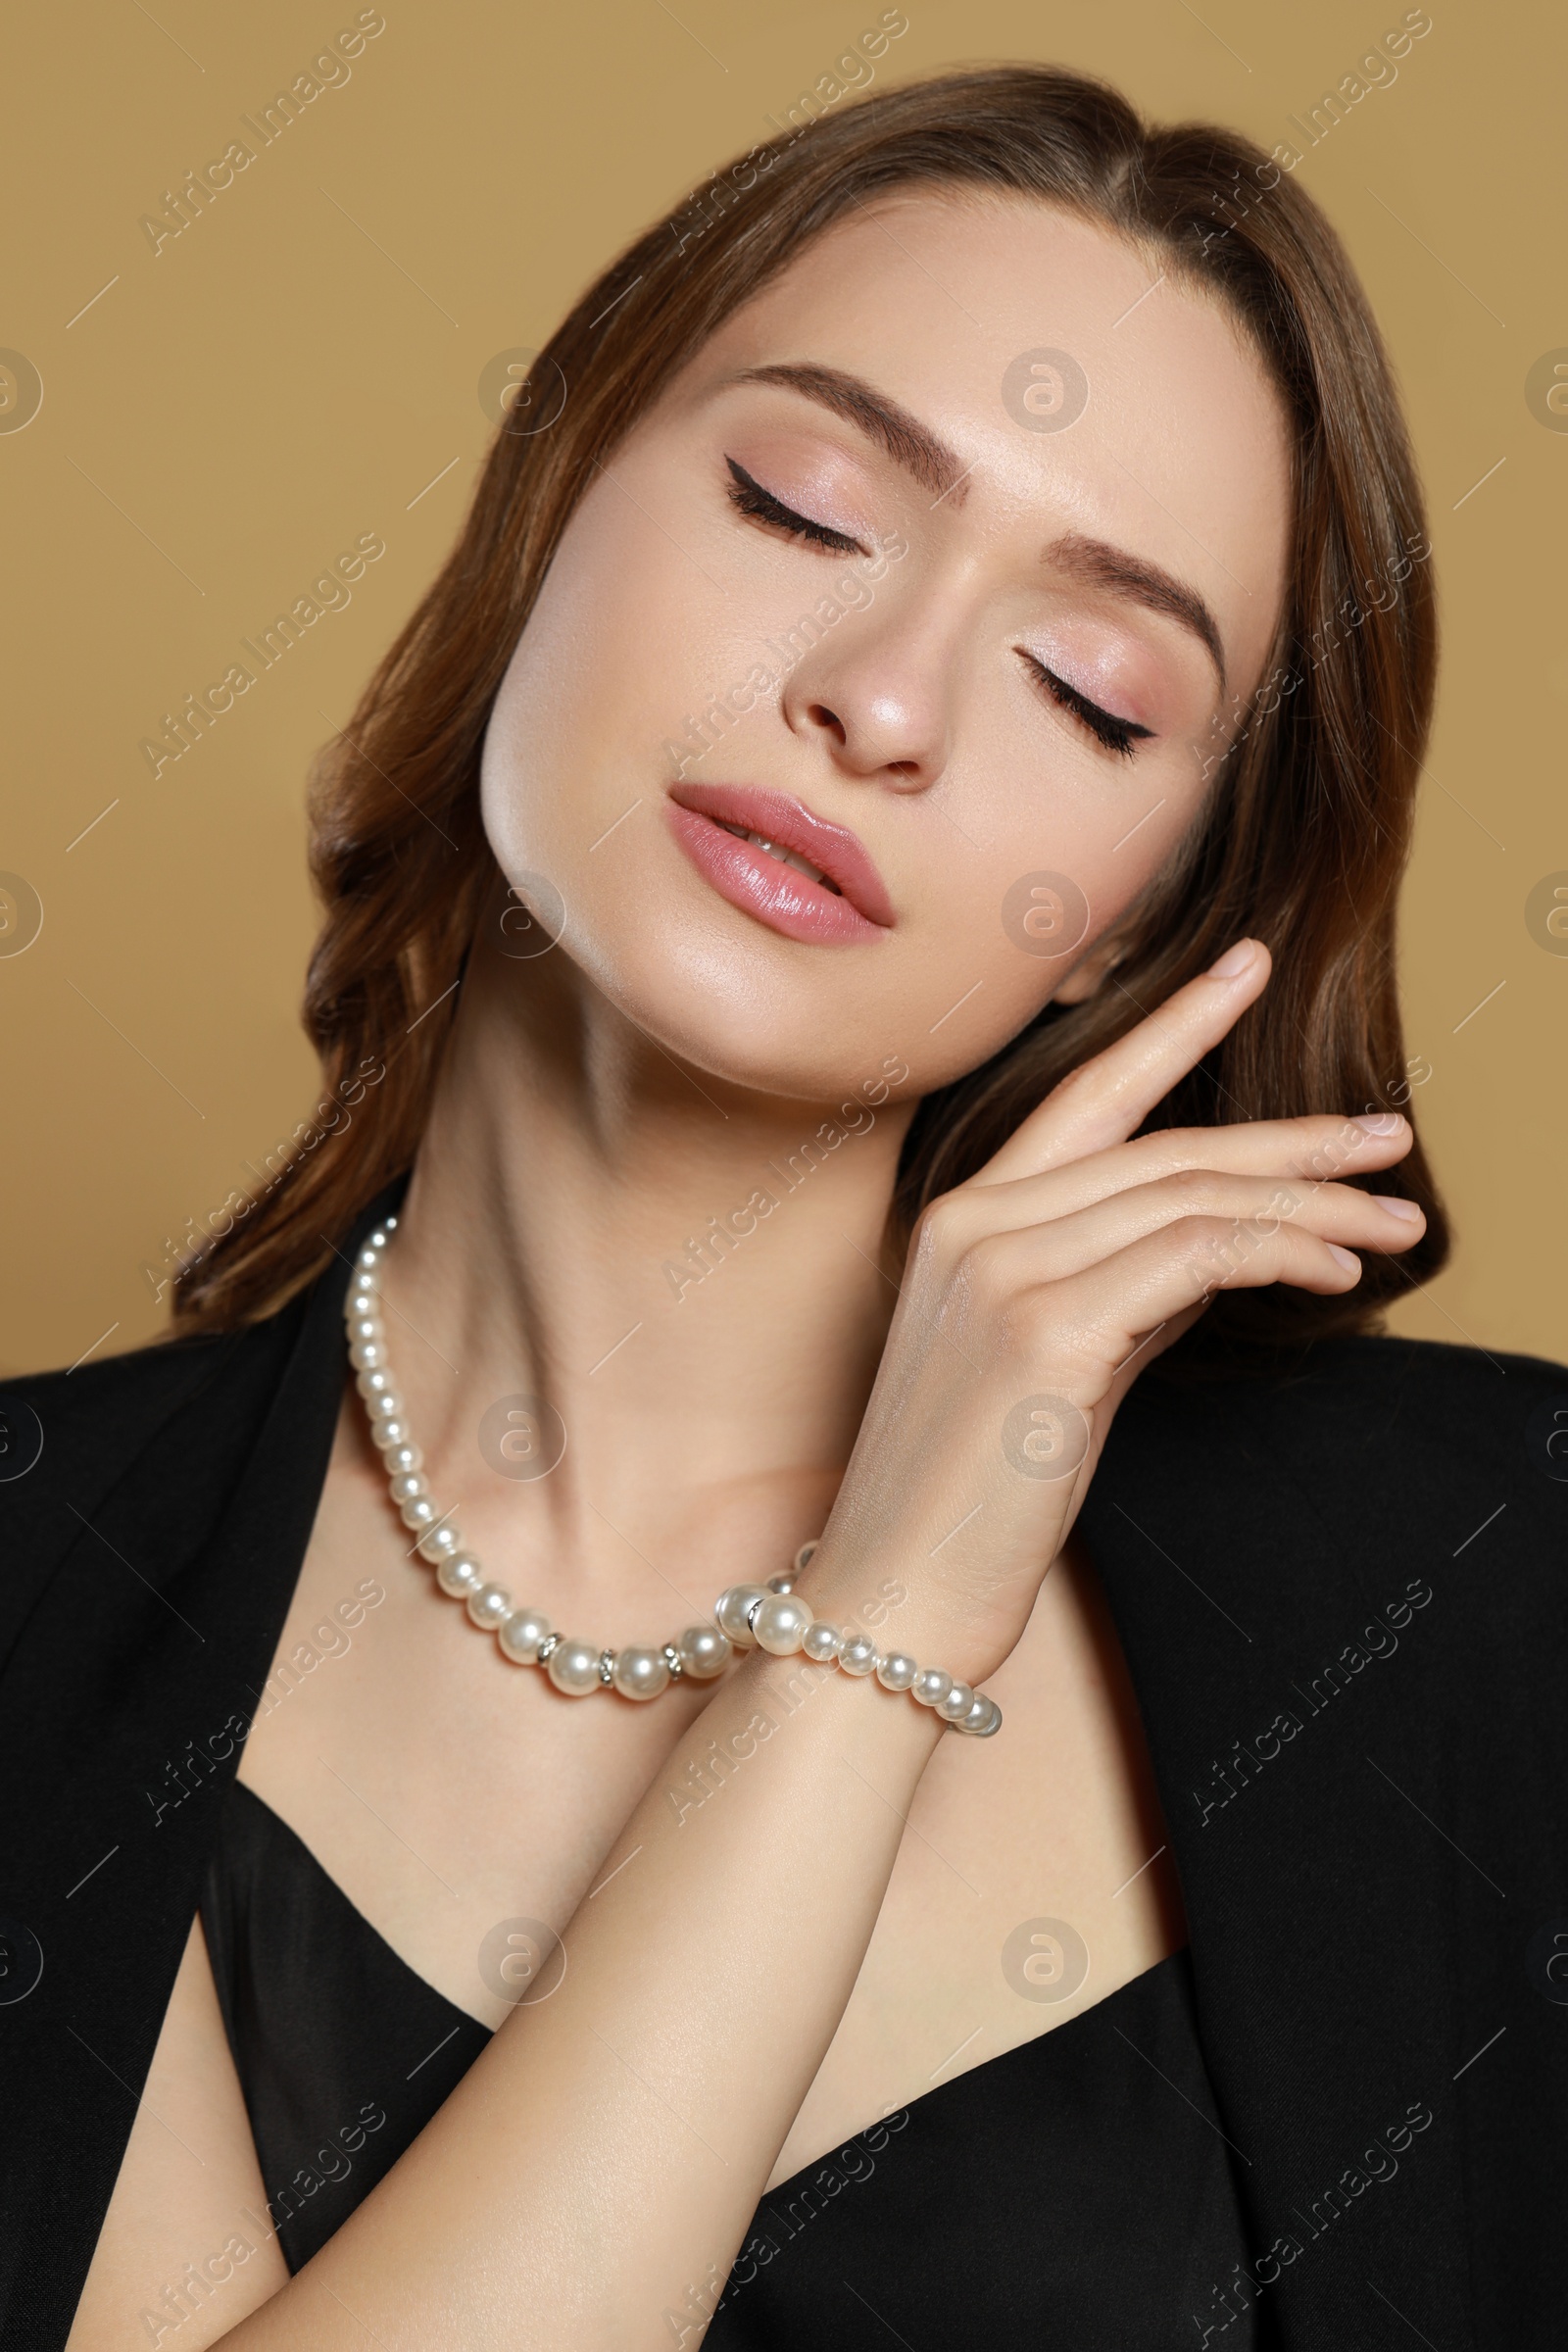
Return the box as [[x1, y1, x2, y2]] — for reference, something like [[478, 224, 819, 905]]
[[479, 190, 1292, 1103]]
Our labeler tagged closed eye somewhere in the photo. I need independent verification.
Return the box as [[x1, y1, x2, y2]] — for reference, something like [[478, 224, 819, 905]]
[[1018, 650, 1154, 760], [724, 457, 865, 556]]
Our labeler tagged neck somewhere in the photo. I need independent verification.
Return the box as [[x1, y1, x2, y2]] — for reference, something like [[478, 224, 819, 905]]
[[371, 942, 916, 1606]]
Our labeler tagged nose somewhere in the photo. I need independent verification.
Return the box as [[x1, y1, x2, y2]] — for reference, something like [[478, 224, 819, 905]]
[[778, 598, 954, 792]]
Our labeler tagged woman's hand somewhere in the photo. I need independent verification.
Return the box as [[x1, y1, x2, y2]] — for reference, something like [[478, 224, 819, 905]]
[[803, 938, 1424, 1685]]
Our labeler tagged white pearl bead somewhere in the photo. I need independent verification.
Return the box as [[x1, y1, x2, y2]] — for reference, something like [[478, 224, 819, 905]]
[[676, 1624, 731, 1679], [373, 1415, 412, 1450], [546, 1639, 604, 1696], [612, 1646, 671, 1700], [801, 1621, 842, 1663], [357, 1367, 397, 1402], [437, 1553, 483, 1597], [349, 1338, 389, 1372], [838, 1634, 879, 1677], [347, 1313, 384, 1348], [356, 1245, 381, 1272], [765, 1572, 795, 1594], [416, 1524, 462, 1562], [875, 1651, 917, 1691], [382, 1441, 423, 1476], [935, 1681, 974, 1722], [466, 1583, 513, 1630], [715, 1585, 765, 1644], [793, 1541, 819, 1575], [912, 1667, 953, 1708], [752, 1593, 810, 1655], [400, 1495, 439, 1530], [387, 1470, 428, 1506], [966, 1696, 1003, 1738], [499, 1607, 552, 1663]]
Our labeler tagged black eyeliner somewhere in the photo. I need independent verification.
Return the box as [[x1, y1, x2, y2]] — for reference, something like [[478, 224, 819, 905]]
[[1020, 652, 1154, 760], [723, 456, 864, 555]]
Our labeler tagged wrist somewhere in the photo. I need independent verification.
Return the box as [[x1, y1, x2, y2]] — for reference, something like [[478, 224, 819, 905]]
[[715, 1558, 1003, 1740]]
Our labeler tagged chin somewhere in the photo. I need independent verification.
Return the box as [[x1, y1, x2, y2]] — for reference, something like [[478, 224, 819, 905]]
[[564, 897, 907, 1105]]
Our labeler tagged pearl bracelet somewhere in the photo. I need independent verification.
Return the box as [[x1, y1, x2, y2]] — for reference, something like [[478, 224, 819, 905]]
[[712, 1574, 1003, 1739]]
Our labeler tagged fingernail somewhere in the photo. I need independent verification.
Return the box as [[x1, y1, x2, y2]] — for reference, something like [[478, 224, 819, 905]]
[[1207, 939, 1259, 980], [1351, 1112, 1404, 1135], [1328, 1245, 1361, 1275], [1377, 1196, 1423, 1222]]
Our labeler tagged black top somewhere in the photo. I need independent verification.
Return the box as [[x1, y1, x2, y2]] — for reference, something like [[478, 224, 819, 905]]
[[3, 1172, 1566, 2350], [199, 1777, 1258, 2345]]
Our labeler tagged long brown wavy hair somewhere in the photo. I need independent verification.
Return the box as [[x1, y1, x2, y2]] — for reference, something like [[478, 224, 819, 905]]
[[173, 62, 1448, 1360]]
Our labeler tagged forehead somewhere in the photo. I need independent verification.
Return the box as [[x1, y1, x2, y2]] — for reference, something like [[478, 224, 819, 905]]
[[683, 189, 1294, 696]]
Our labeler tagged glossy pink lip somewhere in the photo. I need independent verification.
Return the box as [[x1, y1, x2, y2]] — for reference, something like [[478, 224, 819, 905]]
[[666, 782, 895, 946]]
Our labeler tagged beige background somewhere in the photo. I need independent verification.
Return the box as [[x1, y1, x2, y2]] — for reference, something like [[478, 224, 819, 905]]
[[3, 0, 1563, 1376]]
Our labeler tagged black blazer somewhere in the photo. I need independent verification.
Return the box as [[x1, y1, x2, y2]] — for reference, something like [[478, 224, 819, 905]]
[[2, 1183, 1564, 2350]]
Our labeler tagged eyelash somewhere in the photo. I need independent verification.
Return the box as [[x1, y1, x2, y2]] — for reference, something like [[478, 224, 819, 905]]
[[724, 457, 863, 555], [1019, 651, 1154, 760]]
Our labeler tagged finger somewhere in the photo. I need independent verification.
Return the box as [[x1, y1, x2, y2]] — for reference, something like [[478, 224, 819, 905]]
[[975, 937, 1273, 1186], [940, 1112, 1415, 1247], [959, 1169, 1423, 1291], [1026, 1217, 1367, 1397]]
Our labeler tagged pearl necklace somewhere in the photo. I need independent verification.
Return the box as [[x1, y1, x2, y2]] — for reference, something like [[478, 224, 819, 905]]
[[345, 1217, 1000, 1735]]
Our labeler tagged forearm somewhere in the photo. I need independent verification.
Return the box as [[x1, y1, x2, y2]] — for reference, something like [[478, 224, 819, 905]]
[[220, 1559, 950, 2350]]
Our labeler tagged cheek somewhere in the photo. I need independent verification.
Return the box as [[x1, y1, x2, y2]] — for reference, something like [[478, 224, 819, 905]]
[[480, 486, 736, 876]]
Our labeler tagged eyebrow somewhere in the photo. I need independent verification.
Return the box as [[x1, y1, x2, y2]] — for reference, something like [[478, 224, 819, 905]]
[[727, 362, 968, 505], [1045, 531, 1228, 697], [727, 361, 1228, 693]]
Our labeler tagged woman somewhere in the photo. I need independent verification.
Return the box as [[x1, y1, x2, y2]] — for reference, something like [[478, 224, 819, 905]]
[[5, 61, 1562, 2352]]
